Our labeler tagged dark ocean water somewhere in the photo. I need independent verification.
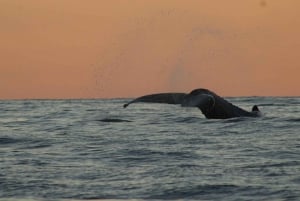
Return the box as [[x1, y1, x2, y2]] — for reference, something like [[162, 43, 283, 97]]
[[0, 97, 299, 201]]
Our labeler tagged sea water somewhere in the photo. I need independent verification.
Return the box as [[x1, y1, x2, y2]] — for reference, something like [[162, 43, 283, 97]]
[[0, 97, 299, 200]]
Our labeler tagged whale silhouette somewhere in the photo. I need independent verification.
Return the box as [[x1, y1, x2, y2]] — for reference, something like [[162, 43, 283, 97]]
[[124, 88, 261, 119]]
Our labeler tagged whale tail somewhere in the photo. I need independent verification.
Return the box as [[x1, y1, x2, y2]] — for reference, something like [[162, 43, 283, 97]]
[[252, 105, 259, 112], [123, 88, 263, 119], [123, 93, 186, 108]]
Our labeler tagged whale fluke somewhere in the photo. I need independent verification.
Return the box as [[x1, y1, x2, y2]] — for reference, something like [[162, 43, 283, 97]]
[[124, 93, 186, 108], [123, 88, 261, 119]]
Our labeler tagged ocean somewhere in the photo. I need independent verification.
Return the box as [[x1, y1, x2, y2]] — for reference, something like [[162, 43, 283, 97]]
[[0, 97, 299, 201]]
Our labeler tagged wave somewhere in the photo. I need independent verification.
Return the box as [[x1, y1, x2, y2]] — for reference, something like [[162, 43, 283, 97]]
[[146, 184, 269, 199], [0, 137, 21, 145]]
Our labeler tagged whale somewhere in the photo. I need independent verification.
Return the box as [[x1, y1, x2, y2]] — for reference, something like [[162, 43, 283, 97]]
[[123, 88, 261, 119]]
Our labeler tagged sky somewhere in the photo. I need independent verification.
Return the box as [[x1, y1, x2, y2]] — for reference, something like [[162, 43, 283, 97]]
[[1, 0, 300, 99]]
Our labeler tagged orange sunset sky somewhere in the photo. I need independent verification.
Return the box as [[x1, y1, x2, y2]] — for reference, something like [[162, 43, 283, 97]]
[[1, 0, 299, 99]]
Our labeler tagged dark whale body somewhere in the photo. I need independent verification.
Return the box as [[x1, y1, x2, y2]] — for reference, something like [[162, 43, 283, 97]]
[[124, 88, 261, 119], [99, 118, 132, 123]]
